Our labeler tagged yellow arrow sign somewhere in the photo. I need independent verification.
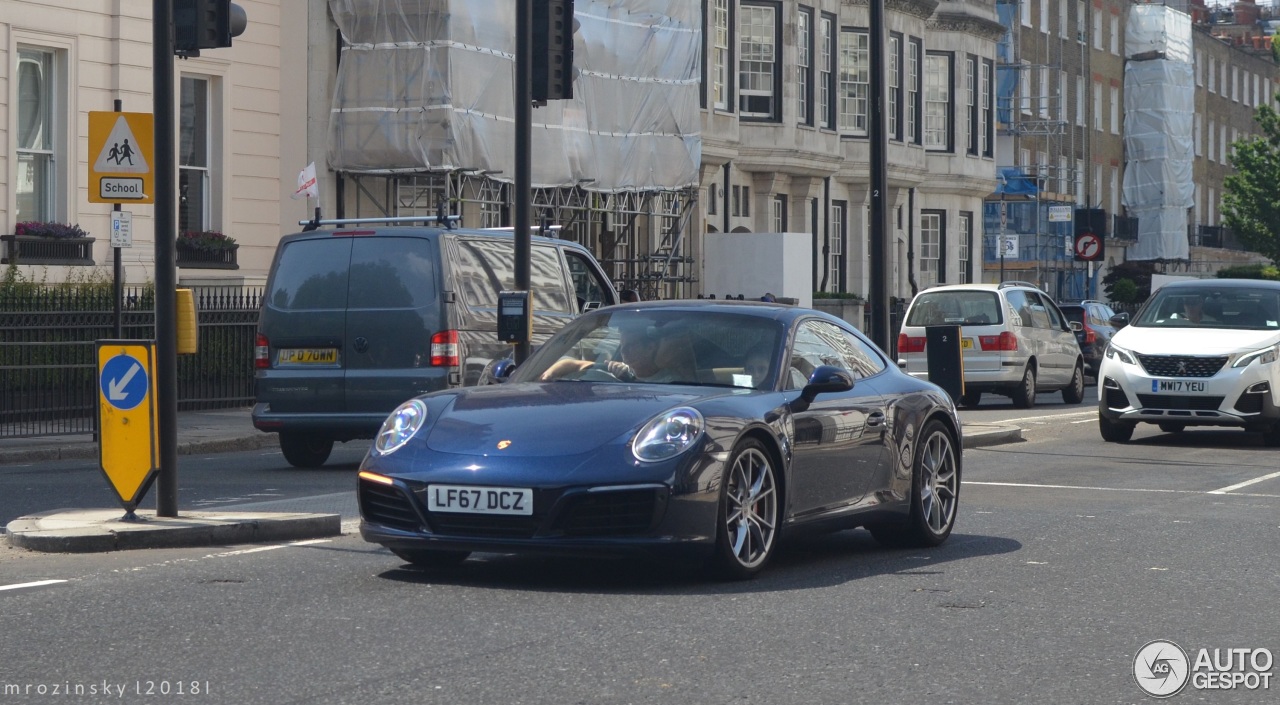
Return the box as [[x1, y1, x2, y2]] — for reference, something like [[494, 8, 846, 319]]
[[88, 112, 155, 204], [97, 340, 158, 510]]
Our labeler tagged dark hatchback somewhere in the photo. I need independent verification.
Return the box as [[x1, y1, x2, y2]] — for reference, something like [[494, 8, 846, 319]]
[[357, 301, 963, 579], [1059, 300, 1120, 377]]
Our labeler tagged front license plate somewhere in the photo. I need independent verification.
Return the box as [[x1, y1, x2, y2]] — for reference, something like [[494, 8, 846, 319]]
[[277, 348, 338, 365], [1152, 380, 1206, 393], [427, 485, 533, 516]]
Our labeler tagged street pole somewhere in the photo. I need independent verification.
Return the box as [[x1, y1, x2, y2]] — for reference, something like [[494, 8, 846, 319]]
[[153, 0, 178, 517], [113, 98, 123, 338], [999, 195, 1006, 283], [514, 0, 532, 365], [868, 0, 890, 352]]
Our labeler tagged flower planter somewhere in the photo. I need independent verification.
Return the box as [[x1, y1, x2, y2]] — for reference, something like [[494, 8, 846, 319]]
[[176, 243, 238, 269], [1, 235, 95, 266]]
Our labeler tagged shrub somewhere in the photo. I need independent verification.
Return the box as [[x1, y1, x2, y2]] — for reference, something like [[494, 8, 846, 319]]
[[178, 230, 237, 252], [1215, 264, 1280, 281], [13, 221, 90, 239], [1110, 278, 1140, 304]]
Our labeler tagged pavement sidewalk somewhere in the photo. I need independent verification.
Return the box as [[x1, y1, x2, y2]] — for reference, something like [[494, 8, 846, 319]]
[[0, 407, 1020, 554]]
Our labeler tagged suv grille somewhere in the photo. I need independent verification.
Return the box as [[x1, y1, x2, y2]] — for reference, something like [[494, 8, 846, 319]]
[[359, 482, 422, 533], [1135, 394, 1225, 411], [1136, 354, 1227, 378]]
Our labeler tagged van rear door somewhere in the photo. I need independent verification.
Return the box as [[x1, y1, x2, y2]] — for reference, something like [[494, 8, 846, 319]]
[[258, 236, 352, 414], [344, 235, 447, 413]]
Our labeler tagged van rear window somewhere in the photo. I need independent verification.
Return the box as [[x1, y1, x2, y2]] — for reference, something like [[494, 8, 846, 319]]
[[348, 238, 438, 309], [268, 239, 352, 310], [906, 291, 1003, 327]]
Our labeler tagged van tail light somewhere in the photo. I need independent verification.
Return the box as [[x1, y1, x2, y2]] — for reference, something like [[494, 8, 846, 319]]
[[431, 329, 460, 367], [979, 331, 1019, 352], [255, 332, 270, 369], [1082, 323, 1097, 345], [897, 334, 926, 353]]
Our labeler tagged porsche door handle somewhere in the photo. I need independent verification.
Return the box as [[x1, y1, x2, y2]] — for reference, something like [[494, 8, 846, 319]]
[[866, 411, 885, 427]]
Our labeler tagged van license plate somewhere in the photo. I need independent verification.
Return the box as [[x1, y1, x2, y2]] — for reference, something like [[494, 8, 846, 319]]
[[277, 348, 338, 365], [427, 485, 533, 516], [1152, 380, 1206, 393]]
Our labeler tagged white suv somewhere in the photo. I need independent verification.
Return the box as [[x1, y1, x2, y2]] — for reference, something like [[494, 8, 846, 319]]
[[1097, 279, 1280, 445], [897, 282, 1086, 408]]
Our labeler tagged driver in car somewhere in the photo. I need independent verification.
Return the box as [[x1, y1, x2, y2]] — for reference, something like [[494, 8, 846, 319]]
[[541, 325, 696, 383]]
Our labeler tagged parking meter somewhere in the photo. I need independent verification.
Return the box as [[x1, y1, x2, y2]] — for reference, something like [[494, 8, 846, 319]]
[[497, 290, 531, 344]]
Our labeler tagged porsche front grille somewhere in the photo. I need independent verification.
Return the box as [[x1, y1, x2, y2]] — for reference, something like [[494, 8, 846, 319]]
[[556, 490, 662, 536], [359, 482, 422, 532], [1135, 354, 1227, 378]]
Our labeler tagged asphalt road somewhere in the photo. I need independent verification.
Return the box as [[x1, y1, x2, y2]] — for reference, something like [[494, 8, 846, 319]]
[[2, 400, 1277, 704]]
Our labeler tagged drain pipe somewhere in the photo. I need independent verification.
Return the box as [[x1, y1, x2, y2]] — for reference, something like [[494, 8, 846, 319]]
[[907, 187, 918, 296], [722, 163, 731, 234]]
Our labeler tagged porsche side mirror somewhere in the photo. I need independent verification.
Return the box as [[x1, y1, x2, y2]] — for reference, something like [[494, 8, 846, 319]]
[[791, 365, 855, 412], [1109, 312, 1129, 329], [488, 358, 517, 383]]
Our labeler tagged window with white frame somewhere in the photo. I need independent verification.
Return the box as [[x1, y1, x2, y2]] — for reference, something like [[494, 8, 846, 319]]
[[966, 56, 977, 154], [1022, 0, 1031, 27], [1110, 166, 1119, 216], [738, 3, 778, 119], [15, 46, 62, 224], [1195, 113, 1202, 157], [1110, 86, 1118, 134], [907, 38, 921, 144], [839, 29, 870, 135], [919, 211, 943, 288], [1020, 60, 1032, 114], [772, 195, 787, 232], [1040, 66, 1051, 118], [1059, 1, 1067, 37], [1209, 186, 1216, 224], [1093, 11, 1102, 50], [1232, 66, 1239, 102], [1221, 63, 1227, 97], [889, 34, 901, 140], [179, 75, 212, 233], [1076, 76, 1084, 126], [1195, 183, 1201, 225], [1075, 159, 1084, 200], [958, 212, 972, 284], [711, 0, 730, 110], [818, 15, 836, 129], [1209, 56, 1216, 93], [1059, 156, 1069, 195], [828, 201, 846, 293], [797, 7, 812, 125], [1196, 51, 1203, 86], [925, 53, 951, 150], [1110, 15, 1118, 54], [1220, 124, 1227, 164], [1093, 80, 1102, 130], [1059, 70, 1068, 122], [1040, 0, 1048, 33], [1093, 164, 1102, 206], [981, 59, 993, 156], [1209, 119, 1216, 163], [1077, 1, 1086, 43]]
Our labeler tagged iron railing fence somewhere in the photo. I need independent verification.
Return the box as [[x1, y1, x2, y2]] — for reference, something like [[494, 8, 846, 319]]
[[0, 286, 262, 439]]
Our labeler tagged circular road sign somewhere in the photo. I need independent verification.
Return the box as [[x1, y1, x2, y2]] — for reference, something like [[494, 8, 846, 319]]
[[100, 353, 149, 411], [1075, 231, 1102, 261]]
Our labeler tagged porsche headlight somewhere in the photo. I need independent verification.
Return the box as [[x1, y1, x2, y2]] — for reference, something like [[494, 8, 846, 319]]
[[1233, 343, 1280, 368], [373, 399, 429, 456], [1105, 343, 1136, 365], [632, 407, 704, 462]]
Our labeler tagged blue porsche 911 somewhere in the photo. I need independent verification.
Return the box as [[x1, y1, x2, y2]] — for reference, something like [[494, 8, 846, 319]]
[[358, 300, 962, 579]]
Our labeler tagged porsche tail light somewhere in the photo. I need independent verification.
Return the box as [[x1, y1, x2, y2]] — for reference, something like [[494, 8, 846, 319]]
[[979, 331, 1019, 351], [431, 329, 459, 367], [255, 332, 270, 369], [898, 334, 926, 353]]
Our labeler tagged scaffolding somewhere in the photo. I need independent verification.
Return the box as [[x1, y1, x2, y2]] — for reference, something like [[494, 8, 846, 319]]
[[988, 0, 1091, 300]]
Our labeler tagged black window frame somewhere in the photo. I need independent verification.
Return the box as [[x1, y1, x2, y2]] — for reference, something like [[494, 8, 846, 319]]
[[924, 50, 955, 153], [889, 31, 904, 142], [738, 0, 783, 122], [907, 36, 923, 146], [797, 5, 815, 127], [819, 11, 838, 130]]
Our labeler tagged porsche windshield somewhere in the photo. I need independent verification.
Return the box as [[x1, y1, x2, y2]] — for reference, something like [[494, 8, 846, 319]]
[[1133, 287, 1280, 330], [512, 309, 786, 389]]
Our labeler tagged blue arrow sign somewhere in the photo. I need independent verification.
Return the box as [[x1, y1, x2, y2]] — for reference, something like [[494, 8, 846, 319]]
[[100, 353, 148, 410]]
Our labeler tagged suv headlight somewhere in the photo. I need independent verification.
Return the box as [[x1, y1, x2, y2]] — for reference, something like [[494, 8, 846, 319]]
[[632, 407, 704, 462], [1232, 343, 1280, 369], [373, 399, 429, 455], [1104, 343, 1136, 365]]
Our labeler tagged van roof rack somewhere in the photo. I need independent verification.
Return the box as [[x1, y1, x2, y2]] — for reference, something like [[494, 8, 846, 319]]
[[297, 215, 460, 229], [997, 280, 1040, 290]]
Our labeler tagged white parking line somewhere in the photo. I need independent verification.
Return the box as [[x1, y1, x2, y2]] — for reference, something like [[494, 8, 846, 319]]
[[997, 410, 1097, 424], [967, 480, 1280, 499], [1209, 470, 1280, 495], [0, 579, 68, 592], [206, 538, 331, 558]]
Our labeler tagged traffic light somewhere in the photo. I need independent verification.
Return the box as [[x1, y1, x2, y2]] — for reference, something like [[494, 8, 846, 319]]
[[174, 0, 248, 55], [532, 0, 576, 102]]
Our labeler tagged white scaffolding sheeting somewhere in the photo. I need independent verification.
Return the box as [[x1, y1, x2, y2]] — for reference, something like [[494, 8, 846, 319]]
[[327, 0, 702, 192], [1123, 5, 1194, 260]]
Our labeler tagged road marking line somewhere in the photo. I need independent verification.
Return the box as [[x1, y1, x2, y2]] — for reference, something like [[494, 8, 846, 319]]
[[967, 480, 1280, 498], [993, 410, 1096, 423], [1209, 470, 1280, 494], [0, 579, 68, 592], [207, 538, 331, 558]]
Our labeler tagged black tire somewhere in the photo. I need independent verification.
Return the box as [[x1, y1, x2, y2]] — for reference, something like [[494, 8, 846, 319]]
[[279, 432, 334, 468], [710, 438, 780, 580], [1011, 365, 1037, 409], [391, 548, 470, 568], [868, 419, 960, 548], [958, 390, 982, 408], [1062, 363, 1085, 404], [1099, 415, 1136, 443], [1158, 422, 1186, 434]]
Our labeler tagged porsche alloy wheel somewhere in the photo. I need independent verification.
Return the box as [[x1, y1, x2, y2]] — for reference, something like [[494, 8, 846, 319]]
[[870, 420, 959, 548], [713, 439, 779, 580]]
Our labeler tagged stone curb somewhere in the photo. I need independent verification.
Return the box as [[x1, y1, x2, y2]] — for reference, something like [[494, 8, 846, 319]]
[[0, 433, 279, 466], [5, 510, 339, 554], [962, 426, 1023, 449]]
